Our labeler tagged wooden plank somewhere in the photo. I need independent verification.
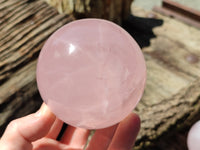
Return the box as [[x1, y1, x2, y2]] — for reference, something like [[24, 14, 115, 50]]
[[0, 0, 26, 10], [0, 0, 74, 137], [141, 55, 194, 106], [0, 1, 74, 84], [0, 61, 38, 129], [153, 0, 200, 29], [132, 6, 200, 150], [0, 6, 57, 48], [0, 0, 27, 20], [45, 0, 133, 24]]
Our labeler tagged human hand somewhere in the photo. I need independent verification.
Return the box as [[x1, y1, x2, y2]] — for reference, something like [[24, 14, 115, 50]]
[[0, 103, 140, 150]]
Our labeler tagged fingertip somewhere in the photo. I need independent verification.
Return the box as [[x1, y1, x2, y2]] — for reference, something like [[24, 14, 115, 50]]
[[3, 103, 56, 142], [128, 112, 141, 131], [0, 103, 56, 150], [108, 112, 141, 150], [27, 103, 56, 141], [120, 112, 141, 139], [35, 103, 55, 118]]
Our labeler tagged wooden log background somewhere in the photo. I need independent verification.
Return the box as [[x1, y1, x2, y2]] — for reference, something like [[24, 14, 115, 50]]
[[131, 6, 200, 150], [0, 0, 200, 150], [0, 0, 74, 136], [45, 0, 133, 24]]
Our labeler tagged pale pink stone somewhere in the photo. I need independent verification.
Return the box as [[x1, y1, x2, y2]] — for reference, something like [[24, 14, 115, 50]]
[[36, 19, 146, 129], [187, 121, 200, 150]]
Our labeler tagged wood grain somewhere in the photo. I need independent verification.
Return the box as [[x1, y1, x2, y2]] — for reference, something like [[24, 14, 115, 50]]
[[45, 0, 133, 24], [0, 0, 74, 136], [132, 6, 200, 150]]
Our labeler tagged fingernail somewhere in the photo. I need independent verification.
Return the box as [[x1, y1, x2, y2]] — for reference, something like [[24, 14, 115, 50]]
[[35, 103, 54, 118]]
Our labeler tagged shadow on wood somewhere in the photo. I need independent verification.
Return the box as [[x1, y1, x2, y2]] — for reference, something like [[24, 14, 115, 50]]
[[122, 15, 163, 48]]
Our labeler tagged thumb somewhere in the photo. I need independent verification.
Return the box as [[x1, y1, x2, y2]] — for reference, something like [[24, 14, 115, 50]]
[[0, 103, 56, 150]]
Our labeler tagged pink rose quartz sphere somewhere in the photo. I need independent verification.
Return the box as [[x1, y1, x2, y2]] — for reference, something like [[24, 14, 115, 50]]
[[36, 19, 146, 129], [187, 121, 200, 150]]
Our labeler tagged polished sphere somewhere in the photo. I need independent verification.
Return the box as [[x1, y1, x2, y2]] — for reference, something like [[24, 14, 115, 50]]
[[36, 19, 146, 129], [187, 121, 200, 150]]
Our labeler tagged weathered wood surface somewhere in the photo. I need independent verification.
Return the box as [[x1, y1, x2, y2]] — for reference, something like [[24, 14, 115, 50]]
[[0, 0, 74, 135], [45, 0, 133, 24], [0, 0, 200, 150], [132, 6, 200, 150]]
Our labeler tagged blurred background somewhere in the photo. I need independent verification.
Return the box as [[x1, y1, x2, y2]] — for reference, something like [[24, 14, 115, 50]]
[[134, 0, 200, 11]]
